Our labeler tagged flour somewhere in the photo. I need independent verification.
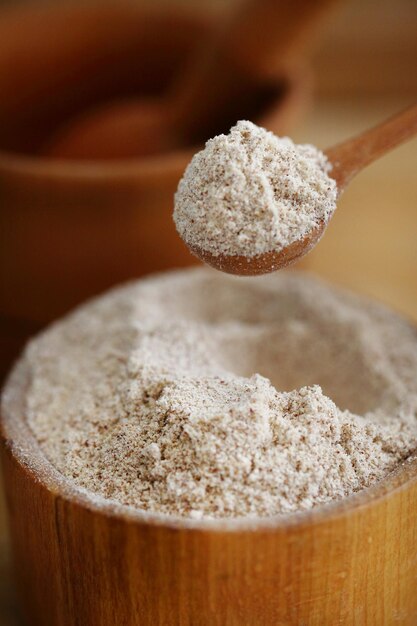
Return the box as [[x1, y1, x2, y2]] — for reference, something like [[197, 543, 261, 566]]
[[14, 268, 417, 519], [174, 120, 337, 258]]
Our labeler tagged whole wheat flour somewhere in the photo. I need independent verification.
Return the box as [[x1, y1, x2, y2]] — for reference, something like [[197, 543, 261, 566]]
[[15, 268, 417, 519], [174, 121, 337, 258]]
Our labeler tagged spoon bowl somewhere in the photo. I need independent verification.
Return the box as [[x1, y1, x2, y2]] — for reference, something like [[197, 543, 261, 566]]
[[190, 222, 326, 275]]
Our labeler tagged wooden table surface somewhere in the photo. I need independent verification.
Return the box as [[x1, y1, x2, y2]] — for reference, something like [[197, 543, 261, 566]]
[[0, 95, 416, 625]]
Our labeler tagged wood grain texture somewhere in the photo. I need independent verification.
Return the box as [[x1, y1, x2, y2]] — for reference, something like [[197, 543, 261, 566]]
[[1, 322, 417, 626], [2, 429, 417, 625]]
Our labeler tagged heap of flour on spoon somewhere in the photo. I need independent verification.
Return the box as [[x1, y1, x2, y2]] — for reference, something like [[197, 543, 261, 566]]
[[174, 120, 337, 258]]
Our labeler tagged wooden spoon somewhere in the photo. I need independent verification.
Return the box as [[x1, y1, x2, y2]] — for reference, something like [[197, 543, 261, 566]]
[[191, 104, 417, 276], [45, 0, 339, 159]]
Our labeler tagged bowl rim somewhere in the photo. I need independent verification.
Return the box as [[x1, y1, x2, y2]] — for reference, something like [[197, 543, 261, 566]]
[[2, 357, 416, 533]]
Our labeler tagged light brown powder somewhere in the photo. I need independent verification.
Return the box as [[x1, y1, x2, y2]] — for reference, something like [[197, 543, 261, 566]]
[[15, 268, 417, 519], [173, 120, 337, 258]]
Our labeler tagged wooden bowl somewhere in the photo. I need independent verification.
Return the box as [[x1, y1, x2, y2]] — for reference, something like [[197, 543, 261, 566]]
[[1, 360, 417, 625], [0, 2, 309, 383]]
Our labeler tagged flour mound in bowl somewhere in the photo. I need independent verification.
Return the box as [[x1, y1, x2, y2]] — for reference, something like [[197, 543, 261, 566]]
[[173, 120, 337, 258], [16, 268, 417, 519]]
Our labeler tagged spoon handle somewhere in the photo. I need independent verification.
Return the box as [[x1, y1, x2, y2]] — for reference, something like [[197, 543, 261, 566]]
[[325, 104, 417, 191]]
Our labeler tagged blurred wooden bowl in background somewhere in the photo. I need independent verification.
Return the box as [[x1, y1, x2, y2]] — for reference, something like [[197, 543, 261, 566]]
[[0, 2, 310, 381]]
